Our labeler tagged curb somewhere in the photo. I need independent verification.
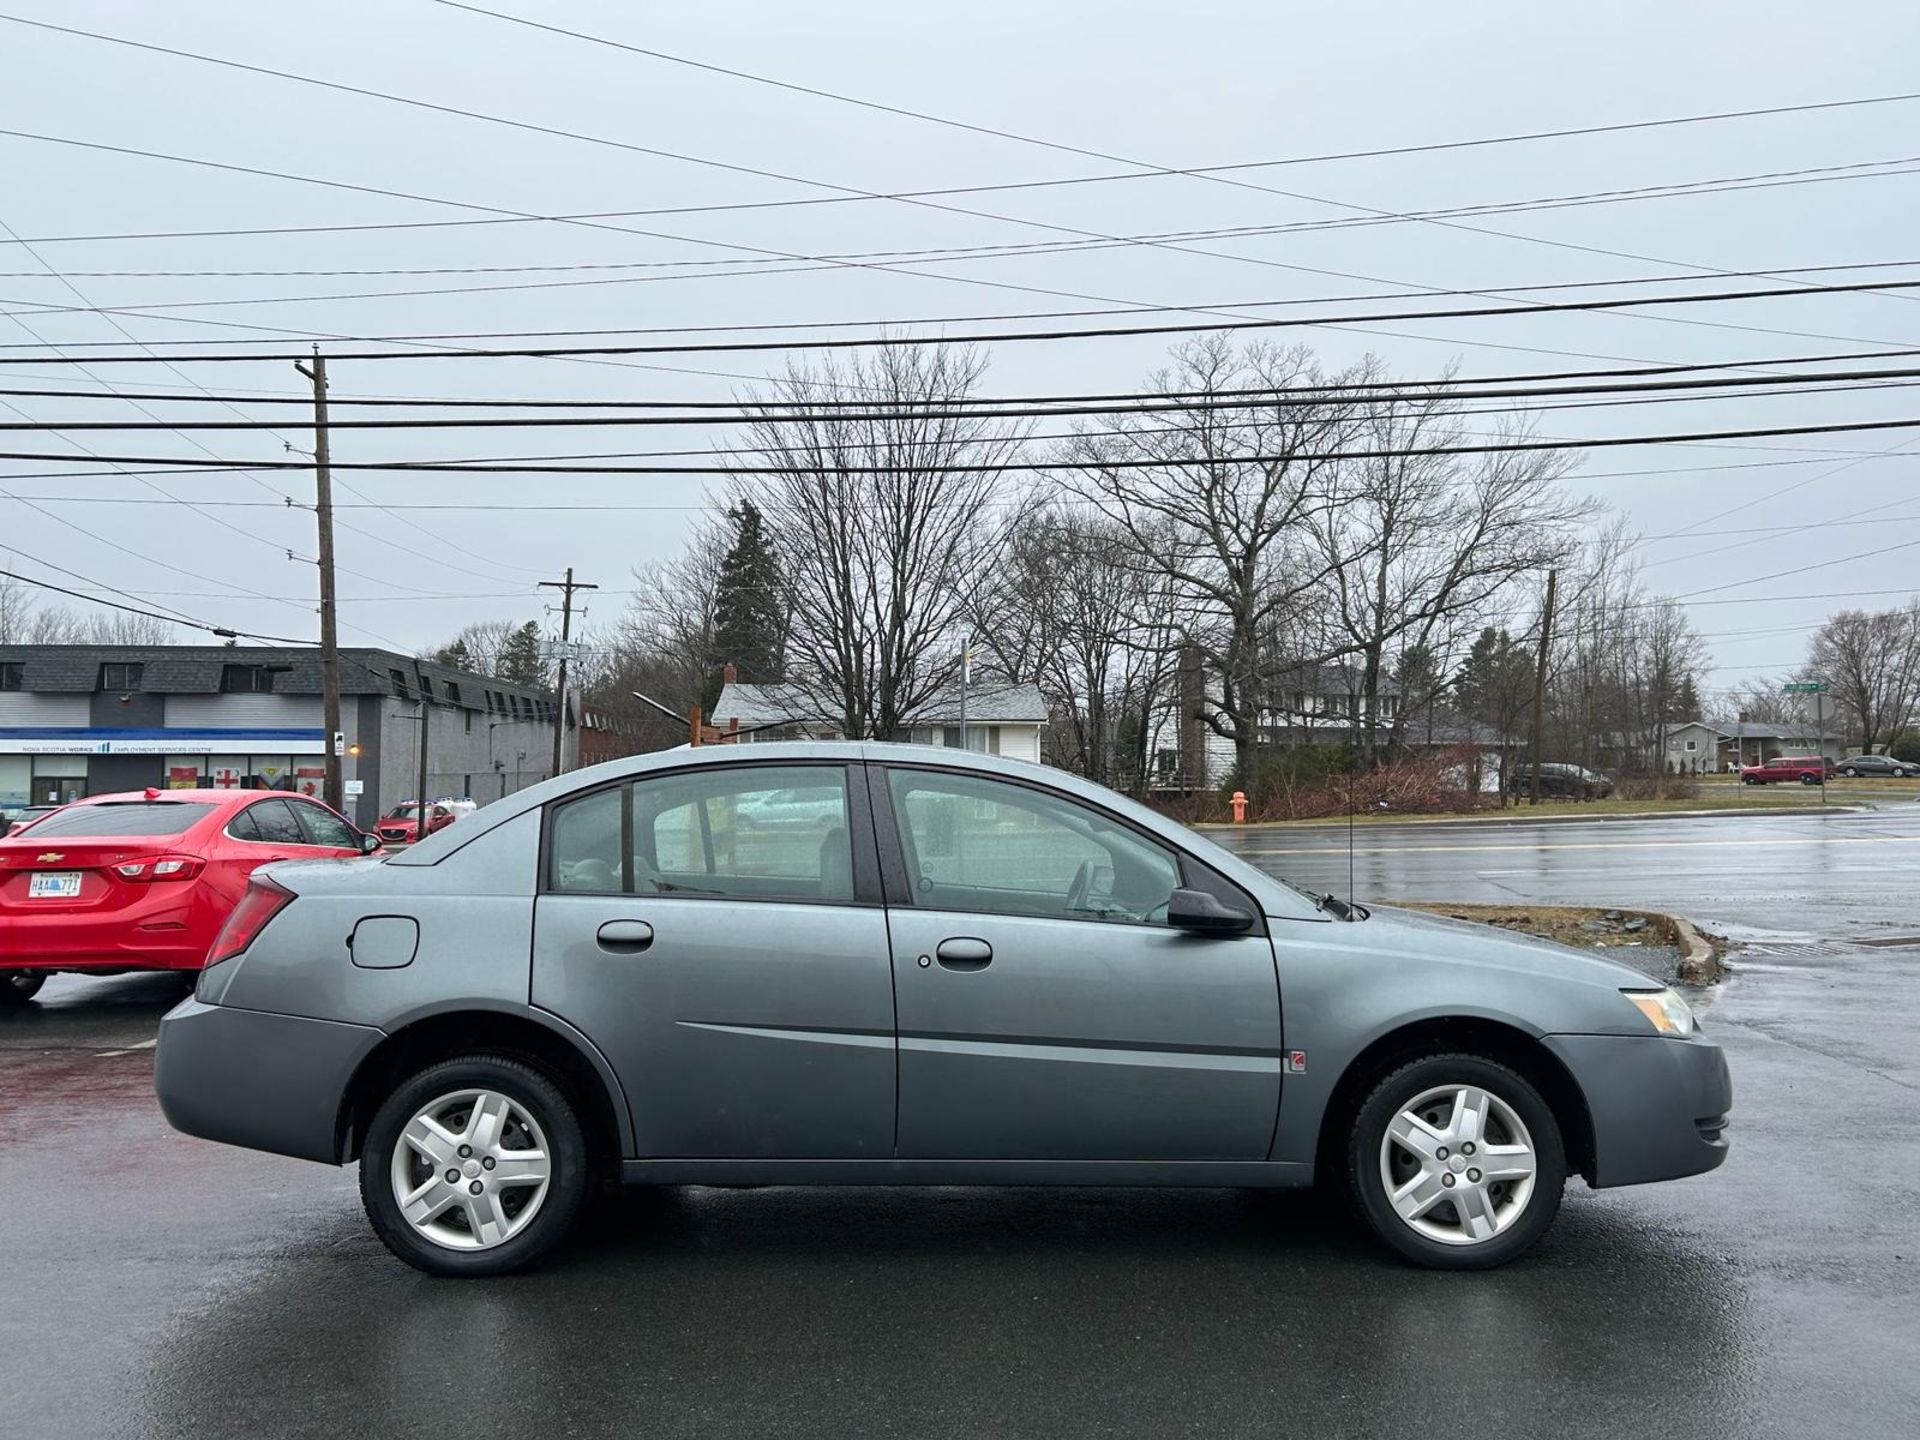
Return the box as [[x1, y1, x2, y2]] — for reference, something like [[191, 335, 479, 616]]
[[1665, 913, 1722, 985], [1195, 803, 1873, 833]]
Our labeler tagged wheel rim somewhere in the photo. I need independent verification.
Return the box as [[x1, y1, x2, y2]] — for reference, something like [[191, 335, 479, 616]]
[[1379, 1083, 1538, 1246], [389, 1088, 552, 1251]]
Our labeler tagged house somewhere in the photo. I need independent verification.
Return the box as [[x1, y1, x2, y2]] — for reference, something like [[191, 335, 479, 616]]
[[0, 644, 559, 829], [708, 674, 1048, 763], [1663, 719, 1846, 772]]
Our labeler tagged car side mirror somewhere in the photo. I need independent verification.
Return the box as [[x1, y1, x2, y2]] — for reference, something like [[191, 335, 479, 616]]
[[1167, 887, 1255, 935], [360, 832, 384, 854]]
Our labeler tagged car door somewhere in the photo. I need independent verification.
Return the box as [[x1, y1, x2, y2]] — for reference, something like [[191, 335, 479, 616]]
[[873, 763, 1282, 1161], [530, 761, 896, 1159]]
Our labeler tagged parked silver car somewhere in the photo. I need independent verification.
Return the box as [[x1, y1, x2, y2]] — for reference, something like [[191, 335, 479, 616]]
[[155, 743, 1730, 1276]]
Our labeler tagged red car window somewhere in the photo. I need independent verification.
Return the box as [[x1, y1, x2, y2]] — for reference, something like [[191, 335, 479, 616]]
[[244, 799, 305, 846], [23, 801, 215, 838], [289, 800, 358, 849]]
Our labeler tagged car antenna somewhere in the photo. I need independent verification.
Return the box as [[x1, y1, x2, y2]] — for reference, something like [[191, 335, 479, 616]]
[[1347, 756, 1357, 918]]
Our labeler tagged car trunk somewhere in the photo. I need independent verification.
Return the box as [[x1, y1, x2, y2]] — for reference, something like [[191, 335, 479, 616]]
[[0, 839, 188, 916]]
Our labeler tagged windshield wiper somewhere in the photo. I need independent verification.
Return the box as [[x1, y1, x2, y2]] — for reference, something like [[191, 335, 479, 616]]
[[1317, 891, 1357, 921]]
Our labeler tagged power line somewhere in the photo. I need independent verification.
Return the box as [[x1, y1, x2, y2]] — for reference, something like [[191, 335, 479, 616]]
[[9, 164, 1920, 319], [424, 0, 1920, 341], [5, 275, 1920, 368], [8, 414, 1920, 474], [0, 563, 309, 643], [6, 364, 1920, 431]]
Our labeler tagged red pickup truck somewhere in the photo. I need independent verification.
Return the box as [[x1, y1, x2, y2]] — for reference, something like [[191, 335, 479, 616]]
[[1738, 754, 1834, 786]]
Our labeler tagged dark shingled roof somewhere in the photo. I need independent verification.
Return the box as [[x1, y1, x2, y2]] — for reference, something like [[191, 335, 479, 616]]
[[0, 645, 553, 712]]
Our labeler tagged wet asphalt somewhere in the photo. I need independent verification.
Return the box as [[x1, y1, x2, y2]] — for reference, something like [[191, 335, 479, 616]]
[[2, 808, 1916, 1438]]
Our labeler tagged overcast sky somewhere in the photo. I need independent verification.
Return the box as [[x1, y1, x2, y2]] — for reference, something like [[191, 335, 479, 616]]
[[3, 0, 1918, 692]]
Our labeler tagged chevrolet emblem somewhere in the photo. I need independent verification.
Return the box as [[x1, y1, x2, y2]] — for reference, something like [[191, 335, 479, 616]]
[[36, 853, 64, 863]]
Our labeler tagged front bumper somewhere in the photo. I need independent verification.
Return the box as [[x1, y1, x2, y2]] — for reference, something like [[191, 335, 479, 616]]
[[155, 997, 383, 1165], [1545, 1032, 1732, 1188]]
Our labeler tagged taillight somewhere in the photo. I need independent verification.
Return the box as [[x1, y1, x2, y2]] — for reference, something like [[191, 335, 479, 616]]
[[205, 874, 295, 965], [112, 853, 206, 883]]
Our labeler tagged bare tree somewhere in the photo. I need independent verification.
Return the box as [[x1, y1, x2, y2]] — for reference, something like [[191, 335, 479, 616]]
[[730, 343, 1026, 738], [1804, 602, 1920, 753], [1065, 336, 1367, 783], [1307, 380, 1588, 763], [976, 505, 1181, 791], [0, 570, 34, 643], [5, 599, 178, 645]]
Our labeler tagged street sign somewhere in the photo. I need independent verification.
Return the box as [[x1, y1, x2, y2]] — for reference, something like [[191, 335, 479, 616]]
[[343, 779, 364, 797], [333, 731, 347, 756], [1783, 681, 1828, 693]]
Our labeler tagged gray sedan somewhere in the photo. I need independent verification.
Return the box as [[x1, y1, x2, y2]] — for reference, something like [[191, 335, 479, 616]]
[[154, 744, 1730, 1276]]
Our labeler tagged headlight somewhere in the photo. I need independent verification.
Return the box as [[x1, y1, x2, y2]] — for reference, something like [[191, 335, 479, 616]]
[[1623, 987, 1696, 1037]]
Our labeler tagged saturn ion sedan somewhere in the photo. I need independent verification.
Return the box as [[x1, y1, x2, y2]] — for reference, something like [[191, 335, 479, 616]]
[[155, 744, 1731, 1276]]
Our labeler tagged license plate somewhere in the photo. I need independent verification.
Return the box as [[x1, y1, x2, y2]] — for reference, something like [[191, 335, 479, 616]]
[[28, 872, 81, 899]]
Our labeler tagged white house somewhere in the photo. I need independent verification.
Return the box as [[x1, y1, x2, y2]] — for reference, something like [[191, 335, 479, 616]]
[[709, 679, 1048, 764]]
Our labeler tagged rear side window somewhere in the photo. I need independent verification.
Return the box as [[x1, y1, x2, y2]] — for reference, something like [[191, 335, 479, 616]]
[[26, 802, 214, 838], [242, 799, 304, 846], [547, 766, 854, 904], [290, 801, 358, 849]]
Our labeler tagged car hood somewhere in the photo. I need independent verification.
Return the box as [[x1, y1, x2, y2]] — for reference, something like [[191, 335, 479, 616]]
[[1335, 903, 1665, 992]]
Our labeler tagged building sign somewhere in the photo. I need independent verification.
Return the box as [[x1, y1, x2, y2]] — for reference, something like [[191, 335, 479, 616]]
[[167, 766, 201, 789], [0, 727, 327, 757], [212, 769, 242, 789]]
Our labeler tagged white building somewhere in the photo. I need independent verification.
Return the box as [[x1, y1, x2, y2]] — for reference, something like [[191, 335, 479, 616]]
[[709, 678, 1048, 764]]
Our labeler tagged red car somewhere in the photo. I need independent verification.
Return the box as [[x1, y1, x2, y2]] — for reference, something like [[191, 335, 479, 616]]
[[0, 788, 377, 1007], [1738, 754, 1834, 786], [373, 800, 463, 846]]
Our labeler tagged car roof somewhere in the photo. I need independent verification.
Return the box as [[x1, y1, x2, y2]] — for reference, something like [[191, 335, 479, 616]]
[[71, 789, 326, 808]]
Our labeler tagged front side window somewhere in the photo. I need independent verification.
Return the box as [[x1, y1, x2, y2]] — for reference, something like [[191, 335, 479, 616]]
[[886, 769, 1180, 925], [98, 662, 143, 692], [547, 765, 853, 904], [0, 662, 22, 691], [290, 800, 358, 848], [219, 665, 274, 694]]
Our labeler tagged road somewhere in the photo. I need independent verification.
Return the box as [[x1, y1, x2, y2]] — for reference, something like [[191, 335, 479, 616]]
[[2, 808, 1916, 1438]]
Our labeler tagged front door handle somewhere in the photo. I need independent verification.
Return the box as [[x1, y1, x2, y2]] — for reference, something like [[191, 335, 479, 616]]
[[596, 919, 655, 953], [935, 936, 992, 971]]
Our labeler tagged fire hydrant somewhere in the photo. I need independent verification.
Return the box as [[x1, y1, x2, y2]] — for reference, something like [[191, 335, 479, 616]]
[[1230, 790, 1248, 823]]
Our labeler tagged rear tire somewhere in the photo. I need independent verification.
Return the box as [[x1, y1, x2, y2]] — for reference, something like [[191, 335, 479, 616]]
[[1842, 766, 1860, 777], [1347, 1052, 1565, 1270], [0, 971, 47, 1007], [359, 1054, 589, 1277]]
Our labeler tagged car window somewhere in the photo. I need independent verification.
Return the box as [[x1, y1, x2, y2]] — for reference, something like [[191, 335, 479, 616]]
[[547, 766, 854, 903], [886, 769, 1180, 925], [24, 802, 215, 838], [549, 785, 624, 893], [290, 800, 358, 849], [242, 798, 304, 846]]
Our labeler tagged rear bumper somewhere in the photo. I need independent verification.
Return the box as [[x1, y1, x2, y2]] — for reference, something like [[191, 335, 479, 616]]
[[1545, 1032, 1732, 1188], [155, 997, 383, 1164]]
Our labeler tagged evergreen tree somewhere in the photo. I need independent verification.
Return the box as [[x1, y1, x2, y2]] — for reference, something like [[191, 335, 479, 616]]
[[496, 621, 548, 692], [433, 637, 474, 671], [713, 500, 784, 681]]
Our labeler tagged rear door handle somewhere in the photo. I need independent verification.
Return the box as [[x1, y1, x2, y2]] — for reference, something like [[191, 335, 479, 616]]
[[596, 919, 655, 953], [935, 936, 992, 971]]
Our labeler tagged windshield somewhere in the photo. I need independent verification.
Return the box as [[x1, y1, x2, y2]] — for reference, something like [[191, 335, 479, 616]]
[[21, 802, 216, 838]]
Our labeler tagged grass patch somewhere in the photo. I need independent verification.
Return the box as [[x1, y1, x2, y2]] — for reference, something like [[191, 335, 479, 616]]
[[1401, 902, 1681, 950]]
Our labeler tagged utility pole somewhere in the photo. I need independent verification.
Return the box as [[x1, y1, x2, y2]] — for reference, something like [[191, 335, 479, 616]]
[[958, 635, 971, 751], [414, 659, 431, 840], [294, 350, 342, 816], [538, 567, 597, 776], [1527, 568, 1558, 807]]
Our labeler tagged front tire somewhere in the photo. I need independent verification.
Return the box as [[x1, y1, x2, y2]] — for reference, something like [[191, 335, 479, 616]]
[[359, 1054, 589, 1277], [1842, 766, 1860, 777], [0, 970, 47, 1007], [1348, 1053, 1565, 1269]]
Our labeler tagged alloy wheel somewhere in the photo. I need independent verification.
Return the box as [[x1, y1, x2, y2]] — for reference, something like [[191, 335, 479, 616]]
[[389, 1088, 552, 1251], [1378, 1083, 1538, 1246]]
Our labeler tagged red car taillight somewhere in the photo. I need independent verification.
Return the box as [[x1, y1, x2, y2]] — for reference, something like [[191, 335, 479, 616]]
[[205, 874, 295, 965], [112, 853, 206, 883]]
